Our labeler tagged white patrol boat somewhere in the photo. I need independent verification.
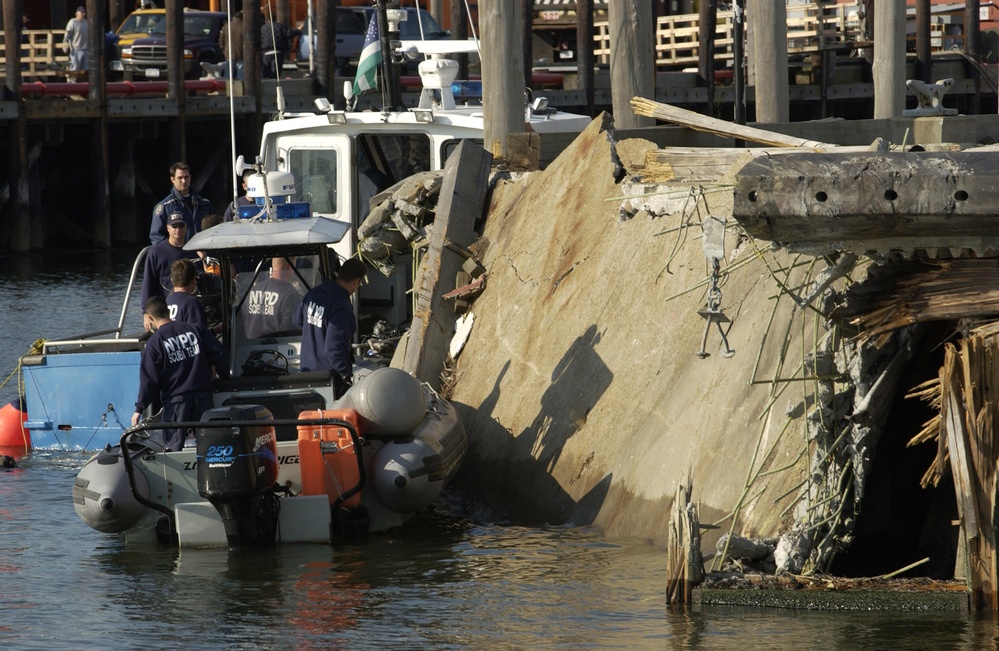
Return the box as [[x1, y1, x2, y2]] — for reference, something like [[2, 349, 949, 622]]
[[253, 32, 590, 328], [72, 181, 466, 547]]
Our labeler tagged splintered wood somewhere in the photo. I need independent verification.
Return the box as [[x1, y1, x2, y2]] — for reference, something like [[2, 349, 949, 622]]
[[907, 332, 999, 611], [666, 481, 703, 605], [836, 260, 999, 346]]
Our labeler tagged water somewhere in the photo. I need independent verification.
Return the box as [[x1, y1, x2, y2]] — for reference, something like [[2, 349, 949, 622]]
[[2, 250, 999, 649]]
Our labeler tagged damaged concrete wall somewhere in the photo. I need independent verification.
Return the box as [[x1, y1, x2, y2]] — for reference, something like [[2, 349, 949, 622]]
[[446, 115, 847, 551]]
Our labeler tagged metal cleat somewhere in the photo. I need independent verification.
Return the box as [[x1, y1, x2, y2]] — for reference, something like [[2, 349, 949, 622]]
[[903, 78, 958, 117]]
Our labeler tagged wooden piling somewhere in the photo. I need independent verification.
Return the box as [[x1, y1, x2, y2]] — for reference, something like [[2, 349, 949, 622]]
[[166, 0, 186, 162], [576, 0, 595, 117], [481, 0, 524, 158], [521, 0, 532, 90], [666, 480, 703, 605], [751, 0, 789, 123], [608, 0, 654, 129], [88, 0, 110, 248], [873, 0, 905, 119], [449, 0, 469, 80], [315, 0, 334, 102], [3, 0, 30, 252], [941, 336, 999, 611], [698, 0, 717, 117], [915, 0, 931, 83]]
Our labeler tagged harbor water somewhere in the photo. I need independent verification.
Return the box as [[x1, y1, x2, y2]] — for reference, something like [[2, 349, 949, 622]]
[[2, 249, 999, 649]]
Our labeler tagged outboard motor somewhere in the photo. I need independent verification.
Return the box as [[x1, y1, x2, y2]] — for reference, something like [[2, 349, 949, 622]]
[[196, 405, 279, 549]]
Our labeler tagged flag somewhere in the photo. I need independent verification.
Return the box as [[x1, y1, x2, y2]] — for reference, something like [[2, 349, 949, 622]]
[[353, 14, 381, 96]]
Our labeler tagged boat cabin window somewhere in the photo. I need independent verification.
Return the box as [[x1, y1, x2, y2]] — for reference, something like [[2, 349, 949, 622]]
[[290, 150, 337, 214], [357, 133, 432, 186], [441, 138, 484, 165]]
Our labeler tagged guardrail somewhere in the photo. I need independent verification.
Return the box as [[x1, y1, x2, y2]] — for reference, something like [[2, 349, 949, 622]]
[[0, 30, 70, 78]]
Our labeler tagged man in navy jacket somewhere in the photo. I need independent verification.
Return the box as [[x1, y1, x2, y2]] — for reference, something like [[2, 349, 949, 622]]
[[132, 296, 228, 450], [150, 162, 213, 244], [294, 258, 366, 398]]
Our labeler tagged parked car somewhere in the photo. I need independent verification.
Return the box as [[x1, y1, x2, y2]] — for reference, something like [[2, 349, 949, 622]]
[[108, 7, 165, 78], [118, 11, 226, 80], [114, 7, 166, 49], [296, 7, 448, 75], [350, 7, 448, 42], [296, 8, 368, 75]]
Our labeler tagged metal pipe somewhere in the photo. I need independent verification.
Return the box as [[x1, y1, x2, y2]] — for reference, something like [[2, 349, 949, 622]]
[[20, 79, 227, 97]]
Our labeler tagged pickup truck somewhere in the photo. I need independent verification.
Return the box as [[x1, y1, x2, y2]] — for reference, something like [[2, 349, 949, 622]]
[[117, 11, 226, 80]]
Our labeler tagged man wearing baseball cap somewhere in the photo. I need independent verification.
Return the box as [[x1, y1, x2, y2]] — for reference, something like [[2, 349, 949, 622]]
[[141, 212, 191, 331]]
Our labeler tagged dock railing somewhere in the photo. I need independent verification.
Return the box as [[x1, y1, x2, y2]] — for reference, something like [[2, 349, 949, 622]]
[[593, 3, 963, 70], [0, 30, 70, 78]]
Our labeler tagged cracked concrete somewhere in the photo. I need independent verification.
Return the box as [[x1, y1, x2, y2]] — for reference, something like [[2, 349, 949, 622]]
[[446, 115, 824, 549]]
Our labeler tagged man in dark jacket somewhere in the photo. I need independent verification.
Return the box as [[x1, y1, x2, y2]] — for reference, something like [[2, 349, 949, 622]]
[[294, 258, 366, 397], [261, 16, 289, 79], [150, 162, 213, 244], [166, 259, 209, 331], [132, 296, 228, 450], [141, 212, 190, 331], [219, 9, 244, 80]]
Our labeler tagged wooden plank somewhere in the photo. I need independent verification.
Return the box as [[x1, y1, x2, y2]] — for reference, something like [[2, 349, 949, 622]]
[[630, 97, 837, 148], [403, 140, 492, 388]]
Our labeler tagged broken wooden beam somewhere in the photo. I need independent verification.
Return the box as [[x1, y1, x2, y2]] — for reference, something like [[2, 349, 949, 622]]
[[630, 97, 838, 149], [442, 275, 486, 300]]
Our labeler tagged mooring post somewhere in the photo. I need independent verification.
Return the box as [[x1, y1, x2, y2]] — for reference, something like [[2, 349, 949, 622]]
[[88, 0, 110, 248], [873, 0, 905, 119], [751, 0, 789, 123], [165, 0, 186, 162], [481, 0, 525, 157], [576, 0, 595, 117], [314, 0, 334, 103], [3, 0, 30, 251], [449, 0, 469, 80], [521, 0, 532, 90], [608, 0, 654, 129], [698, 0, 717, 117]]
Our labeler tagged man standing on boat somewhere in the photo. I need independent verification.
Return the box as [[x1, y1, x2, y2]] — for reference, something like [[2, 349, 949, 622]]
[[166, 259, 209, 331], [150, 162, 213, 244], [243, 257, 302, 339], [142, 213, 190, 331], [295, 258, 366, 397], [132, 296, 228, 451]]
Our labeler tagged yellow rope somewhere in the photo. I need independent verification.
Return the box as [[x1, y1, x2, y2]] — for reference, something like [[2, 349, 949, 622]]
[[0, 338, 44, 392]]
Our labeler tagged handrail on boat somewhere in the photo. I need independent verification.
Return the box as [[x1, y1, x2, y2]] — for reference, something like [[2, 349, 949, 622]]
[[117, 246, 151, 340]]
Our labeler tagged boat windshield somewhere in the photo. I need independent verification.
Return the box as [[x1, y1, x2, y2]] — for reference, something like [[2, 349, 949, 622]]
[[291, 150, 338, 214]]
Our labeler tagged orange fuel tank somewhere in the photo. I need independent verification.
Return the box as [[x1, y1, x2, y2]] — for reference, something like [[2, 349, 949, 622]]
[[297, 409, 363, 507]]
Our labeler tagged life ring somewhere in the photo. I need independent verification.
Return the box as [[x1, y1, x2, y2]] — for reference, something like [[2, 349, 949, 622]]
[[0, 401, 30, 453]]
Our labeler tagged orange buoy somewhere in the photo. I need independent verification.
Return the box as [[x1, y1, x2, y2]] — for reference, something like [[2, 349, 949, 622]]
[[0, 401, 30, 453]]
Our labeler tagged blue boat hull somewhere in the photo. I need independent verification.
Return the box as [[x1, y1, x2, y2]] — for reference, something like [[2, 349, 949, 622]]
[[21, 349, 140, 450]]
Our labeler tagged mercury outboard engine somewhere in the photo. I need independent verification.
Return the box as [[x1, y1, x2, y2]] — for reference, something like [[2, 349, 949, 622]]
[[196, 405, 279, 549]]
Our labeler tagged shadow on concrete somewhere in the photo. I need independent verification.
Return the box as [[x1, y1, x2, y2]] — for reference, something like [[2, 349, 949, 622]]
[[451, 323, 614, 527]]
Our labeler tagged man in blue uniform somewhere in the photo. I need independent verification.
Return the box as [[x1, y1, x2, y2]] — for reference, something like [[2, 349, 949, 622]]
[[142, 212, 189, 331], [243, 257, 302, 339], [166, 259, 209, 331], [294, 258, 366, 398], [132, 296, 228, 450], [150, 162, 213, 244]]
